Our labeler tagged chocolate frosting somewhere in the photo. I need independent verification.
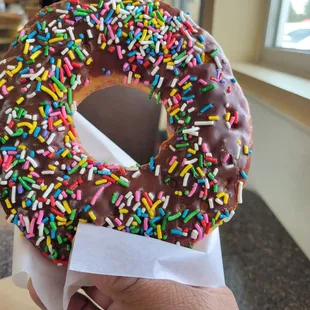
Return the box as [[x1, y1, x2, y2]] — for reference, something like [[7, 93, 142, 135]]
[[0, 0, 252, 263]]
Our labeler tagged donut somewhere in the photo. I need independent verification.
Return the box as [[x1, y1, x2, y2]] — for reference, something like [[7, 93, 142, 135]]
[[0, 0, 252, 264]]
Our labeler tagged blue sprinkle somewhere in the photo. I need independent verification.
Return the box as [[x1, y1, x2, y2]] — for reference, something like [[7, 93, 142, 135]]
[[26, 200, 32, 207], [195, 53, 202, 64], [197, 214, 204, 220], [183, 87, 191, 95], [159, 208, 165, 216], [105, 9, 115, 22], [170, 229, 183, 236], [37, 35, 48, 41], [50, 57, 55, 64], [146, 227, 154, 235], [55, 67, 60, 79], [28, 30, 37, 39], [83, 205, 91, 212], [174, 68, 180, 76], [36, 21, 42, 31], [197, 179, 206, 184], [20, 67, 30, 75], [182, 209, 189, 218], [33, 127, 41, 138], [40, 12, 45, 16], [11, 41, 18, 47], [182, 95, 195, 101], [240, 171, 248, 179], [169, 116, 174, 124], [53, 189, 61, 198], [231, 77, 237, 83], [190, 76, 198, 81], [150, 216, 161, 224], [13, 215, 19, 225], [149, 156, 155, 171], [42, 217, 49, 224], [63, 175, 69, 180], [49, 214, 55, 222], [1, 146, 16, 151], [36, 82, 42, 93], [52, 101, 59, 108], [51, 230, 56, 239], [29, 150, 35, 158], [56, 148, 64, 155], [16, 56, 23, 62], [248, 150, 253, 155], [137, 208, 142, 217], [140, 213, 148, 218], [198, 34, 205, 43], [200, 103, 213, 113]]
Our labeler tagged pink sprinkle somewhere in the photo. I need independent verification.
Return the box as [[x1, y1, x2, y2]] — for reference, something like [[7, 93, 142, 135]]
[[229, 116, 236, 126], [188, 40, 193, 48], [134, 28, 141, 36], [29, 69, 34, 74], [19, 214, 25, 227], [181, 158, 187, 166], [91, 13, 100, 25], [164, 11, 171, 17], [1, 85, 8, 95], [104, 3, 109, 10], [199, 190, 204, 198], [71, 194, 76, 199], [100, 9, 107, 16], [188, 183, 198, 197], [65, 19, 75, 26], [107, 25, 115, 40], [48, 71, 54, 78], [137, 22, 144, 28], [134, 78, 139, 85], [49, 47, 55, 53], [26, 233, 35, 239], [192, 58, 197, 67], [49, 112, 60, 117], [204, 213, 209, 224], [178, 74, 191, 86], [30, 172, 40, 178], [144, 81, 150, 85], [188, 48, 194, 55], [3, 155, 8, 163], [162, 99, 168, 106], [143, 217, 148, 231], [222, 153, 230, 163], [42, 151, 49, 157], [157, 191, 163, 200], [36, 210, 44, 225], [29, 218, 36, 235], [188, 62, 193, 68], [91, 185, 105, 206], [107, 165, 119, 170], [148, 26, 157, 32], [19, 30, 25, 40], [76, 190, 82, 201], [115, 194, 124, 207], [169, 156, 177, 166], [187, 99, 194, 104], [163, 34, 168, 40], [21, 87, 28, 92], [135, 191, 140, 202], [114, 218, 122, 226], [202, 143, 208, 153], [136, 55, 144, 60], [64, 57, 73, 70], [61, 191, 68, 199], [154, 55, 163, 67], [23, 161, 30, 169], [116, 45, 123, 59], [199, 79, 208, 86], [195, 223, 203, 241], [173, 96, 179, 104], [71, 161, 77, 167], [84, 79, 90, 86], [7, 151, 17, 155], [123, 63, 129, 70], [61, 106, 67, 119]]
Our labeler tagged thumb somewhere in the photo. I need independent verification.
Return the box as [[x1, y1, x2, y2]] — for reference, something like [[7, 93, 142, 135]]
[[92, 275, 237, 310]]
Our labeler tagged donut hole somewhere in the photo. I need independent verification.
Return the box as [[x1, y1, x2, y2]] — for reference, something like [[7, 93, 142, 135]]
[[77, 86, 162, 164]]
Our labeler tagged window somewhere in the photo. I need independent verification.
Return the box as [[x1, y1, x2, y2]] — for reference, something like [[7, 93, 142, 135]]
[[262, 0, 310, 78]]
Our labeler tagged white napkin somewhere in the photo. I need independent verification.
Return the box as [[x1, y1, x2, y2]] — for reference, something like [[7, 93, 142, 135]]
[[11, 113, 225, 310]]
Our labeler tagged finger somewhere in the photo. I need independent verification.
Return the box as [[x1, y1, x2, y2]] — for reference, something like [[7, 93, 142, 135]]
[[68, 292, 99, 310], [83, 286, 113, 309], [27, 279, 47, 310]]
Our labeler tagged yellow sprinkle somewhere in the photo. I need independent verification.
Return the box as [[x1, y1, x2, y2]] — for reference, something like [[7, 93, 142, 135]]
[[29, 121, 37, 135], [101, 42, 107, 50], [140, 29, 147, 41], [18, 145, 26, 150], [41, 85, 58, 100], [111, 174, 119, 181], [225, 112, 231, 121], [65, 135, 70, 143], [67, 115, 73, 123], [42, 70, 49, 81], [61, 149, 69, 158], [57, 222, 66, 226], [48, 164, 56, 171], [152, 200, 162, 211], [86, 57, 93, 65], [53, 119, 63, 127], [122, 31, 128, 37], [180, 164, 192, 177], [183, 82, 192, 90], [54, 182, 62, 190], [30, 50, 41, 60], [134, 74, 141, 79], [65, 221, 73, 227], [78, 158, 87, 166], [215, 211, 221, 221], [0, 79, 7, 87], [217, 192, 226, 199], [170, 108, 180, 117], [11, 209, 17, 215], [74, 39, 82, 44], [11, 62, 22, 75], [244, 146, 249, 154], [4, 136, 9, 141], [196, 167, 205, 178], [157, 225, 162, 239], [53, 83, 63, 99], [88, 211, 97, 221], [39, 106, 46, 117], [63, 200, 72, 214], [68, 131, 75, 141], [163, 58, 172, 63], [38, 135, 45, 143], [6, 71, 13, 78], [56, 59, 62, 67], [7, 86, 14, 92], [201, 53, 206, 62], [120, 209, 129, 214], [196, 41, 204, 49], [168, 160, 178, 174], [79, 219, 87, 223], [46, 236, 51, 246], [17, 122, 32, 130], [95, 179, 107, 185], [23, 42, 30, 54], [224, 194, 229, 205], [22, 201, 26, 208], [117, 225, 125, 231], [219, 219, 224, 226], [142, 197, 154, 218], [237, 139, 241, 145], [56, 216, 67, 222], [49, 37, 64, 44], [16, 97, 25, 105], [188, 148, 196, 155], [143, 20, 148, 27], [170, 88, 177, 97], [41, 185, 47, 191], [209, 116, 219, 121], [132, 221, 138, 226], [5, 199, 12, 209], [68, 50, 75, 60]]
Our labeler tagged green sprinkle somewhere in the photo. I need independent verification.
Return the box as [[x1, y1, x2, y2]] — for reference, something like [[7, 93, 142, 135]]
[[156, 92, 161, 104], [75, 47, 85, 61], [168, 212, 182, 221], [183, 209, 200, 223], [156, 11, 165, 22], [175, 50, 187, 60], [51, 75, 66, 91], [57, 235, 63, 244], [210, 49, 219, 57], [212, 218, 216, 227], [22, 176, 36, 184], [163, 234, 168, 240], [73, 11, 88, 16], [131, 227, 140, 234], [18, 177, 31, 190], [133, 214, 142, 225], [162, 212, 170, 230], [213, 184, 218, 193], [67, 88, 73, 105], [111, 192, 119, 204], [201, 84, 216, 93], [44, 227, 49, 235], [164, 177, 171, 184], [208, 172, 215, 180], [50, 222, 57, 230], [176, 143, 189, 149], [118, 179, 129, 187], [199, 155, 204, 168], [70, 209, 77, 221], [149, 85, 155, 99]]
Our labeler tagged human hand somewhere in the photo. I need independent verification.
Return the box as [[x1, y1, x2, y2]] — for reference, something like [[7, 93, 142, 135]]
[[28, 276, 238, 310]]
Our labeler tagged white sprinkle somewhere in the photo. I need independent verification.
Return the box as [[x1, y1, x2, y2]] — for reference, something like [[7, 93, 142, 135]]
[[0, 181, 7, 185], [127, 195, 134, 207], [126, 166, 139, 171], [11, 186, 16, 203], [26, 92, 36, 99], [169, 145, 176, 152], [118, 203, 125, 210], [208, 198, 214, 209], [87, 29, 93, 39], [132, 170, 141, 179], [5, 108, 12, 114], [224, 210, 235, 223], [149, 56, 156, 63], [155, 40, 160, 54], [89, 5, 97, 12], [120, 176, 129, 183], [105, 217, 115, 228], [68, 27, 75, 40], [88, 167, 95, 181], [43, 183, 54, 198], [32, 184, 41, 190], [56, 201, 66, 213], [185, 158, 198, 165], [188, 107, 196, 113], [46, 133, 56, 145], [61, 47, 69, 55], [213, 168, 219, 176], [26, 156, 38, 168], [162, 195, 170, 209], [198, 137, 203, 145], [214, 56, 223, 69], [151, 66, 160, 76], [125, 216, 134, 227], [238, 181, 244, 203], [57, 126, 66, 132], [82, 49, 90, 57], [42, 171, 55, 175], [127, 71, 133, 84], [80, 167, 85, 174], [5, 126, 13, 136], [38, 223, 44, 237], [193, 45, 203, 54], [0, 71, 6, 79], [24, 216, 30, 233], [36, 236, 45, 247], [174, 55, 187, 65], [171, 78, 178, 88], [99, 17, 104, 31], [6, 214, 14, 223], [166, 65, 174, 70], [183, 173, 190, 187], [182, 127, 200, 134], [48, 20, 57, 28], [215, 198, 224, 205], [225, 164, 235, 169], [32, 200, 39, 211], [155, 165, 161, 176], [194, 143, 199, 151], [56, 9, 68, 14], [128, 39, 137, 51], [157, 77, 164, 88], [194, 121, 215, 126], [48, 146, 55, 153], [132, 202, 141, 212], [185, 54, 194, 64], [236, 145, 241, 159], [191, 229, 199, 240], [30, 67, 45, 81]]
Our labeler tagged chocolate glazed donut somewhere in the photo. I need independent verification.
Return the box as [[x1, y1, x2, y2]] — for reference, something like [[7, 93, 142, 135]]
[[0, 0, 252, 264]]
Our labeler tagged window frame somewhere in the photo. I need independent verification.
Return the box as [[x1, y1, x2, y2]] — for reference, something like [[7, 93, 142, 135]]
[[260, 0, 310, 79]]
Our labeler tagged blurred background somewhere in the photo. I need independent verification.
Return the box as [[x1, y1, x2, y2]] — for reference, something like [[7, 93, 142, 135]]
[[0, 0, 309, 309]]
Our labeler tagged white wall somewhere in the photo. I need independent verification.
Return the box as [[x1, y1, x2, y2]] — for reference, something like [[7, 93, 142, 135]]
[[246, 93, 310, 259]]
